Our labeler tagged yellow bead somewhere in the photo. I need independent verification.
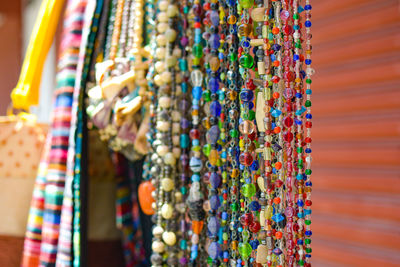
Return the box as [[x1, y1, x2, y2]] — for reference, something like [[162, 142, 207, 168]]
[[209, 149, 219, 166]]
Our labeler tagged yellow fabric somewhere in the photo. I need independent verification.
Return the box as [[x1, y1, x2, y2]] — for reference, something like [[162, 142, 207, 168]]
[[11, 0, 65, 111]]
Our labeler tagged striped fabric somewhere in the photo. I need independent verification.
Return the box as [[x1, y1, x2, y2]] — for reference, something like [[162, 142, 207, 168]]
[[22, 1, 86, 266], [56, 0, 102, 266]]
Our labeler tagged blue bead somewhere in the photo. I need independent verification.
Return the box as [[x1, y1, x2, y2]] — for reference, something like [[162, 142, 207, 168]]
[[297, 239, 304, 245], [305, 148, 312, 153], [295, 119, 302, 125], [272, 44, 281, 51], [270, 54, 276, 61], [295, 92, 302, 98], [240, 89, 253, 102], [297, 212, 304, 218], [272, 213, 285, 223], [248, 101, 254, 110], [222, 212, 228, 220], [192, 139, 199, 146], [305, 113, 312, 119], [271, 122, 276, 129], [297, 174, 303, 180], [180, 134, 190, 148], [250, 239, 259, 249], [209, 34, 220, 50], [245, 178, 251, 184], [192, 86, 202, 100], [305, 230, 312, 236], [249, 201, 261, 211], [191, 174, 200, 182], [294, 54, 300, 61], [218, 52, 224, 60], [304, 209, 312, 215], [306, 254, 312, 258], [301, 70, 306, 78], [250, 160, 259, 171], [181, 82, 188, 93], [293, 25, 300, 30], [210, 101, 222, 117], [298, 6, 305, 13], [306, 89, 312, 95], [227, 0, 235, 6], [304, 4, 312, 10], [305, 181, 313, 186], [305, 21, 312, 27], [305, 59, 312, 65], [271, 109, 282, 117], [297, 200, 304, 207]]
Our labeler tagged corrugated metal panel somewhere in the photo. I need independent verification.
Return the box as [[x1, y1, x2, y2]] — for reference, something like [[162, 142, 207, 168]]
[[312, 0, 400, 266]]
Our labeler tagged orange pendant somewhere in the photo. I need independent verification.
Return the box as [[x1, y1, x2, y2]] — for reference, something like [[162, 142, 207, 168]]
[[138, 180, 156, 215]]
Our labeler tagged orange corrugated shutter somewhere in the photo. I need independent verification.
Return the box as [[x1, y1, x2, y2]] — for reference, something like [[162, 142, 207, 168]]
[[311, 0, 400, 266]]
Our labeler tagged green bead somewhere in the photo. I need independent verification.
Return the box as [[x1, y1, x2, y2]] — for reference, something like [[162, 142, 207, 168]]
[[231, 202, 239, 211], [238, 242, 252, 259], [248, 110, 255, 120], [229, 129, 239, 138], [192, 145, 201, 152], [298, 260, 304, 266], [239, 53, 254, 69], [306, 247, 312, 253], [218, 120, 223, 129], [207, 257, 213, 264], [305, 100, 312, 107], [202, 90, 211, 102], [183, 6, 189, 14], [239, 0, 254, 9], [230, 52, 238, 62], [293, 13, 299, 19], [305, 238, 311, 245], [192, 44, 203, 58], [295, 42, 302, 49], [181, 186, 187, 195], [203, 144, 211, 156], [305, 220, 311, 225], [306, 78, 312, 84], [222, 232, 228, 241], [297, 147, 303, 153], [305, 169, 312, 175], [242, 183, 256, 198], [298, 159, 303, 164]]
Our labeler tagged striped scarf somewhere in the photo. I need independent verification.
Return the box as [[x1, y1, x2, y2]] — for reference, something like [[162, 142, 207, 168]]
[[22, 1, 86, 266]]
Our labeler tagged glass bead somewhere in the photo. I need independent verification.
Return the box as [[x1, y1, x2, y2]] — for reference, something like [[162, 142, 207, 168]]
[[238, 242, 252, 259], [238, 120, 255, 135], [202, 90, 211, 102], [191, 70, 203, 87], [208, 77, 219, 93], [239, 53, 254, 69], [192, 43, 203, 58], [209, 149, 219, 166], [241, 183, 256, 198]]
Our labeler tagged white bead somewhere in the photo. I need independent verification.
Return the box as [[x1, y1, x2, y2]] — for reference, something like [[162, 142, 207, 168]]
[[165, 28, 177, 42], [190, 69, 203, 86], [160, 71, 172, 83], [156, 121, 170, 132], [158, 0, 168, 11], [152, 226, 164, 237], [157, 22, 168, 33], [156, 145, 169, 156], [172, 135, 180, 146], [167, 5, 179, 17], [166, 55, 177, 67], [155, 61, 166, 73], [161, 203, 173, 219], [158, 96, 172, 108], [161, 178, 174, 192], [155, 47, 166, 59], [172, 123, 180, 133], [293, 32, 301, 39], [164, 152, 176, 166], [156, 34, 167, 46], [157, 12, 168, 23], [162, 231, 177, 246], [152, 240, 165, 253], [191, 234, 199, 244]]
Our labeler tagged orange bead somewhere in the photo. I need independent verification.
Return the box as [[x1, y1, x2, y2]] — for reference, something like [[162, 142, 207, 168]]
[[275, 162, 282, 170], [273, 60, 280, 67], [272, 27, 280, 35], [275, 231, 283, 239], [192, 220, 204, 234], [273, 197, 281, 205], [273, 126, 281, 134], [272, 92, 280, 99], [138, 181, 155, 215]]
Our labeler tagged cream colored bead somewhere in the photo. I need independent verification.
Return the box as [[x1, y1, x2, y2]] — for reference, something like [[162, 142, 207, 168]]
[[172, 122, 180, 133], [166, 55, 177, 68], [257, 61, 265, 75], [173, 47, 181, 57], [156, 34, 167, 46], [154, 74, 163, 86], [171, 110, 181, 121], [158, 96, 172, 108], [161, 203, 173, 219], [152, 226, 164, 237], [172, 135, 180, 146], [151, 202, 157, 210], [167, 5, 179, 18], [165, 28, 177, 42], [174, 191, 182, 202], [257, 176, 266, 192], [260, 209, 266, 227], [157, 22, 168, 33], [162, 231, 176, 246], [155, 47, 166, 59], [155, 61, 166, 73], [156, 121, 170, 132], [157, 12, 168, 23], [175, 73, 182, 83], [152, 240, 165, 253], [158, 0, 168, 11], [164, 152, 176, 166], [161, 178, 174, 192], [156, 145, 169, 156], [160, 71, 172, 83], [172, 147, 181, 158]]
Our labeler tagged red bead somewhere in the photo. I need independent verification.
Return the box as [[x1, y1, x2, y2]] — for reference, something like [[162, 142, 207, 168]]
[[284, 131, 294, 142], [249, 221, 261, 233], [305, 200, 312, 206], [305, 121, 312, 128], [284, 117, 294, 127], [189, 129, 200, 139], [240, 213, 253, 226], [239, 152, 253, 166], [304, 137, 312, 143]]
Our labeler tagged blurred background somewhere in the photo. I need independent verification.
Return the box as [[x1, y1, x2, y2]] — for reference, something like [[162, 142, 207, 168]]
[[0, 0, 399, 266]]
